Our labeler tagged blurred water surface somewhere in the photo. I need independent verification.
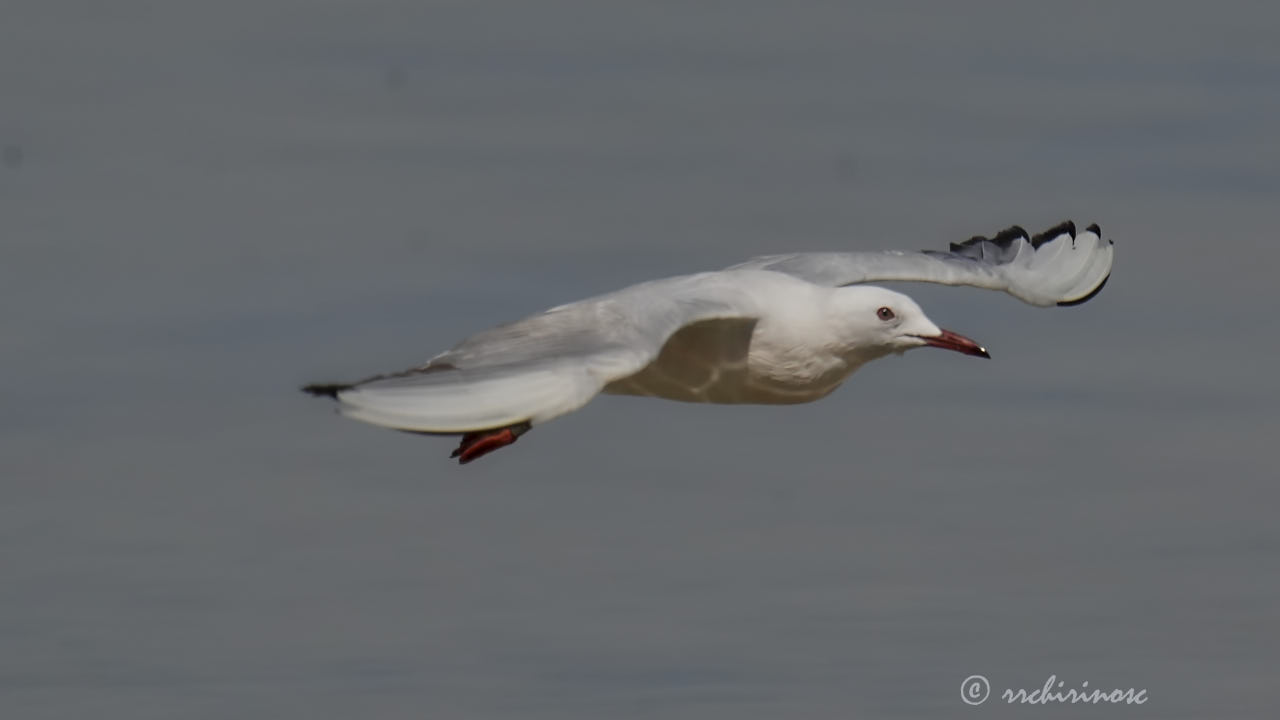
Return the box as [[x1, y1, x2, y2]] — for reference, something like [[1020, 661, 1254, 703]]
[[2, 2, 1278, 718]]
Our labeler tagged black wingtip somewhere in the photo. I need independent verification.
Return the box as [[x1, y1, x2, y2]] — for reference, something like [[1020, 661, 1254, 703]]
[[1032, 220, 1077, 248], [1085, 222, 1101, 236], [301, 382, 353, 399], [1056, 273, 1110, 307], [952, 226, 1029, 253], [991, 225, 1029, 246]]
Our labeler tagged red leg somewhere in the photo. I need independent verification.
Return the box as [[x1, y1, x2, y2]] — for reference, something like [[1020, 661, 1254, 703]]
[[450, 422, 531, 464]]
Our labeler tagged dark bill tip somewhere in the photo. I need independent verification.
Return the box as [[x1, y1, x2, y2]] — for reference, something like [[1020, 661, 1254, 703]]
[[917, 329, 990, 359]]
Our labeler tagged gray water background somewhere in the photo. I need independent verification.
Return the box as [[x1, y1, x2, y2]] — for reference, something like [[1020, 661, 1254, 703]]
[[2, 2, 1278, 718]]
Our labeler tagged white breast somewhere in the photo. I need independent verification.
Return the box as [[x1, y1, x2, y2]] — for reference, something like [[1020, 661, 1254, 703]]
[[604, 279, 860, 405]]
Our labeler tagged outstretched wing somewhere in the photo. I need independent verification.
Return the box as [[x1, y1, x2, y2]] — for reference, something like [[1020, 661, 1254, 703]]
[[727, 221, 1113, 307], [324, 273, 764, 433]]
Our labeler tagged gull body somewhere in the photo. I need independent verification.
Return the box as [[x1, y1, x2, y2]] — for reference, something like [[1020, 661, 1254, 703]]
[[600, 274, 954, 405], [304, 221, 1113, 463]]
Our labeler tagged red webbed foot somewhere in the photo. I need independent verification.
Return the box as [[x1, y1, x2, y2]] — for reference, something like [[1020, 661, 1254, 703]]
[[450, 422, 532, 464]]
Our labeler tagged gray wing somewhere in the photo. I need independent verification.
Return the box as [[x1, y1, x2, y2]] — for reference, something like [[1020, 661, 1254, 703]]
[[727, 221, 1113, 307], [330, 273, 763, 433]]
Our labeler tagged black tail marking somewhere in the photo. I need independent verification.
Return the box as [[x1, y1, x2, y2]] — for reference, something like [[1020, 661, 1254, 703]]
[[301, 383, 354, 399]]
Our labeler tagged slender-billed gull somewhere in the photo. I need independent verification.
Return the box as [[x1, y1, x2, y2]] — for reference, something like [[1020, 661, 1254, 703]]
[[304, 221, 1113, 463]]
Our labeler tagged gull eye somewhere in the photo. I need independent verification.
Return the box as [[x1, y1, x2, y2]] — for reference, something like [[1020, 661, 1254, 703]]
[[876, 306, 895, 321]]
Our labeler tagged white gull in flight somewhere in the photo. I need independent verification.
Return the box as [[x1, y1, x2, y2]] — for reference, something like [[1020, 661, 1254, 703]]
[[304, 221, 1113, 463]]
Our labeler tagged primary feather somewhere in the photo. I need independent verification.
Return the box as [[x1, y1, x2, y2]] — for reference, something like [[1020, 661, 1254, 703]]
[[728, 222, 1112, 306]]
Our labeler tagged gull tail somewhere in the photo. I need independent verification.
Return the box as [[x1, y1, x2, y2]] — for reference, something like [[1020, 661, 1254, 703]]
[[304, 362, 600, 434]]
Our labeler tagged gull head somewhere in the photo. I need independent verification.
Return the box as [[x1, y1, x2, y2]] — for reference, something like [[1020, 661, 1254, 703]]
[[830, 286, 990, 360]]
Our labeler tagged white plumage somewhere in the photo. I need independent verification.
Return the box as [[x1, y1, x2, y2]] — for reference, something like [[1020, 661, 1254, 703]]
[[304, 221, 1113, 463]]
